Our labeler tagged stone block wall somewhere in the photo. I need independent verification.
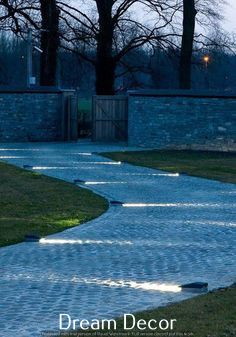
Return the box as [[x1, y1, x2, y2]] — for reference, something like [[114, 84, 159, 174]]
[[128, 91, 236, 151], [0, 88, 77, 142]]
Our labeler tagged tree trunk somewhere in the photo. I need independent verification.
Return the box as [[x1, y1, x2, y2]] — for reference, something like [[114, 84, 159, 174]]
[[179, 0, 197, 89], [95, 0, 115, 95], [40, 0, 60, 86]]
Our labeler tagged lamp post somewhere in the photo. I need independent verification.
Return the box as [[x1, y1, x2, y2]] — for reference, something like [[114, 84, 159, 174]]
[[27, 28, 33, 88], [203, 55, 210, 89], [203, 55, 210, 69], [26, 29, 44, 88]]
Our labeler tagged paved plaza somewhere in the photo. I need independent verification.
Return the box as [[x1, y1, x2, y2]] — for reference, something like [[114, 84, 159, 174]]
[[0, 142, 236, 336]]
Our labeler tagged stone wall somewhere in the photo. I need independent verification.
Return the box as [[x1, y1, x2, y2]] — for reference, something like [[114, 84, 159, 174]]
[[128, 91, 236, 151], [0, 88, 77, 142]]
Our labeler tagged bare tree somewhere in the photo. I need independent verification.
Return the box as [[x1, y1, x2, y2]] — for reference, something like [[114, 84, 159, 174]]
[[179, 0, 196, 89], [95, 1, 115, 94], [39, 0, 60, 86], [58, 0, 180, 94], [0, 0, 231, 91], [178, 0, 228, 89], [0, 0, 39, 33]]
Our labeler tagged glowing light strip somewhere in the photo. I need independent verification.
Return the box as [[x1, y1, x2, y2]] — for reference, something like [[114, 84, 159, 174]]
[[32, 166, 100, 170], [0, 149, 41, 151], [2, 274, 181, 293], [49, 161, 121, 165], [31, 162, 121, 170], [78, 161, 122, 165], [122, 203, 235, 208], [117, 173, 179, 177], [40, 238, 132, 245], [155, 173, 179, 177], [73, 278, 181, 293], [183, 220, 236, 227], [84, 181, 126, 185], [32, 167, 75, 170], [71, 152, 92, 156], [0, 156, 27, 159]]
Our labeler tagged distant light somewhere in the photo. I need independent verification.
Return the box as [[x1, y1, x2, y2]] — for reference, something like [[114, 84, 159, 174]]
[[203, 55, 210, 63], [203, 55, 210, 68]]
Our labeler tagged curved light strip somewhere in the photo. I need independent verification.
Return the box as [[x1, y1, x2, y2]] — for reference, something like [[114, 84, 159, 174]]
[[116, 173, 179, 177], [84, 181, 127, 185], [2, 273, 181, 293], [0, 148, 41, 151], [40, 238, 132, 245], [122, 203, 235, 208], [73, 278, 181, 293], [32, 166, 99, 170], [71, 152, 92, 156], [0, 156, 28, 159]]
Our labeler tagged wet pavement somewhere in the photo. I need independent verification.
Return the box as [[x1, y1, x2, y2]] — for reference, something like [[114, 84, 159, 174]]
[[0, 141, 235, 336]]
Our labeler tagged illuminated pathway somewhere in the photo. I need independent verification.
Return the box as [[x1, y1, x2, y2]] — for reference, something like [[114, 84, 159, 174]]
[[0, 142, 236, 337]]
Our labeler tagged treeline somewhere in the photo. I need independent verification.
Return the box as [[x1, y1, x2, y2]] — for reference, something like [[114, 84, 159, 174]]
[[1, 33, 236, 94], [0, 0, 235, 94]]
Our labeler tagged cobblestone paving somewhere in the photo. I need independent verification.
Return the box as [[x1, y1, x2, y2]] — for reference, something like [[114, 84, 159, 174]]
[[0, 142, 236, 337]]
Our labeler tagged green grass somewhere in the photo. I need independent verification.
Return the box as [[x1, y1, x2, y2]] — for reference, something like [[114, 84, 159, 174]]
[[64, 285, 236, 336], [102, 150, 236, 184], [0, 162, 108, 247]]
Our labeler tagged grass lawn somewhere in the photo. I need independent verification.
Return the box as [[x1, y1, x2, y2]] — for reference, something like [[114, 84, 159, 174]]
[[64, 285, 236, 337], [0, 162, 108, 247], [102, 150, 236, 184]]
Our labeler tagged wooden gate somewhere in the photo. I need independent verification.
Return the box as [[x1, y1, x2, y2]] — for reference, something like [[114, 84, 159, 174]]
[[92, 95, 128, 141]]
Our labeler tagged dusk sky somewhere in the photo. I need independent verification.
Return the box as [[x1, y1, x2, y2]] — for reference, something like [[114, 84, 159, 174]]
[[225, 0, 236, 32], [72, 0, 236, 33]]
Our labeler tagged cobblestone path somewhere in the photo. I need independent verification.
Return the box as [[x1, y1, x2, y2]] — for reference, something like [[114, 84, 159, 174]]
[[0, 142, 235, 336]]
